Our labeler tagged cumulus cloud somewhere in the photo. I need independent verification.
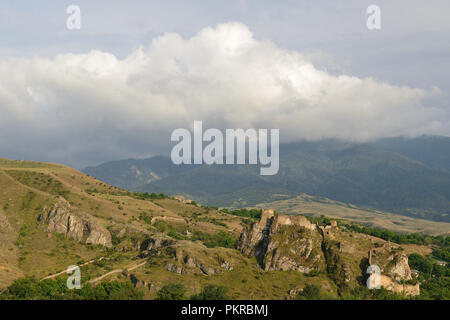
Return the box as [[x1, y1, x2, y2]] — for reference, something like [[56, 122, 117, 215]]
[[0, 22, 448, 168]]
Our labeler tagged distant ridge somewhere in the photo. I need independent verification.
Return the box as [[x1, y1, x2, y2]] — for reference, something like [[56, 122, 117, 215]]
[[83, 136, 450, 222]]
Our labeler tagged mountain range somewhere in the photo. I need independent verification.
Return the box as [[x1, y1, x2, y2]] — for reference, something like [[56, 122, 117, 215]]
[[83, 136, 450, 222]]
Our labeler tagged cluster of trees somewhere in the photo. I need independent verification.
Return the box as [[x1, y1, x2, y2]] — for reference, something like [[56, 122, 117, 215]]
[[295, 285, 328, 300], [409, 253, 450, 278], [156, 283, 230, 300], [190, 230, 237, 249], [432, 245, 450, 262], [344, 286, 407, 300], [221, 208, 261, 219], [419, 277, 450, 300], [305, 215, 334, 226], [344, 223, 450, 250], [406, 253, 449, 300], [0, 277, 143, 300], [132, 192, 170, 200]]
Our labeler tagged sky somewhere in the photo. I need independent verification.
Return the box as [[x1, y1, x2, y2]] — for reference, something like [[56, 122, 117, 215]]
[[0, 0, 449, 168]]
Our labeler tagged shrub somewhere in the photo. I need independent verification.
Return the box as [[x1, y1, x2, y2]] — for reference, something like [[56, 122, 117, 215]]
[[190, 284, 230, 300], [156, 283, 186, 300], [295, 285, 322, 300]]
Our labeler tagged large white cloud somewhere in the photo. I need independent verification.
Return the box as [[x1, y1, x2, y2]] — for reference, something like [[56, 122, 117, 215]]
[[0, 22, 448, 168]]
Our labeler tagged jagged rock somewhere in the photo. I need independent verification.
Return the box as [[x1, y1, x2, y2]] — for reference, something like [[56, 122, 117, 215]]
[[238, 210, 324, 273], [368, 242, 412, 281], [165, 263, 184, 274], [183, 254, 218, 275], [129, 274, 151, 290], [140, 235, 174, 256], [39, 197, 112, 247], [389, 253, 412, 281], [367, 242, 418, 295]]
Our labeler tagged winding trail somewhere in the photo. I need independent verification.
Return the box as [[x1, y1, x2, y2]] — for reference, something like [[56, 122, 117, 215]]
[[40, 256, 148, 286], [86, 260, 148, 284], [41, 257, 106, 281]]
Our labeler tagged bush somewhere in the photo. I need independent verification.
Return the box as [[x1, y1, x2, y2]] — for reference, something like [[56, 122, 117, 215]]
[[408, 253, 432, 276], [0, 277, 143, 300], [191, 230, 237, 249], [295, 285, 322, 300], [190, 284, 230, 300], [156, 283, 186, 300]]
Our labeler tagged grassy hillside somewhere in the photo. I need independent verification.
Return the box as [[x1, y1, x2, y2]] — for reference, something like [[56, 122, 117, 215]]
[[1, 157, 448, 300], [0, 158, 243, 290]]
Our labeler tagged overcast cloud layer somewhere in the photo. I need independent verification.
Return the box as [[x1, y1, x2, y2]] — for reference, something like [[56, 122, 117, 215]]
[[0, 22, 449, 168]]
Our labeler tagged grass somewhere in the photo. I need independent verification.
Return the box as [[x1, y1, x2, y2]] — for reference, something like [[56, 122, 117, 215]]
[[0, 157, 443, 300]]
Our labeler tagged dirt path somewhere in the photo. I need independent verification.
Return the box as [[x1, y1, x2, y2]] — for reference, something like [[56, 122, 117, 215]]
[[41, 257, 106, 281], [86, 260, 148, 285], [40, 257, 148, 287]]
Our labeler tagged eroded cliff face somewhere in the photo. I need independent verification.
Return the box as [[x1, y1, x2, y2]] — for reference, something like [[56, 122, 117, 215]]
[[238, 210, 325, 273], [39, 197, 112, 247], [367, 242, 419, 295], [368, 242, 412, 281]]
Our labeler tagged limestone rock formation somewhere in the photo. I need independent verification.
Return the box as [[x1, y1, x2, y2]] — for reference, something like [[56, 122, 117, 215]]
[[128, 273, 152, 290], [368, 242, 412, 281], [368, 242, 419, 295], [139, 234, 174, 257], [146, 240, 237, 276], [380, 275, 420, 296], [238, 209, 324, 273], [39, 197, 112, 247]]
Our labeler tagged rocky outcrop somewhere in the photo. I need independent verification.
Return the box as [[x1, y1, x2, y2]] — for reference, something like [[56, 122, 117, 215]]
[[139, 234, 174, 257], [164, 248, 226, 276], [368, 242, 412, 281], [367, 242, 419, 295], [238, 210, 324, 273], [39, 197, 112, 247], [238, 209, 275, 257], [128, 274, 152, 290], [380, 275, 420, 296], [148, 241, 237, 276]]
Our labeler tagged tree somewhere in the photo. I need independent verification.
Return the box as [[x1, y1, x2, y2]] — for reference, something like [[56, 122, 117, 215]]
[[190, 284, 230, 300], [408, 253, 432, 276], [296, 284, 322, 300], [156, 283, 186, 300]]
